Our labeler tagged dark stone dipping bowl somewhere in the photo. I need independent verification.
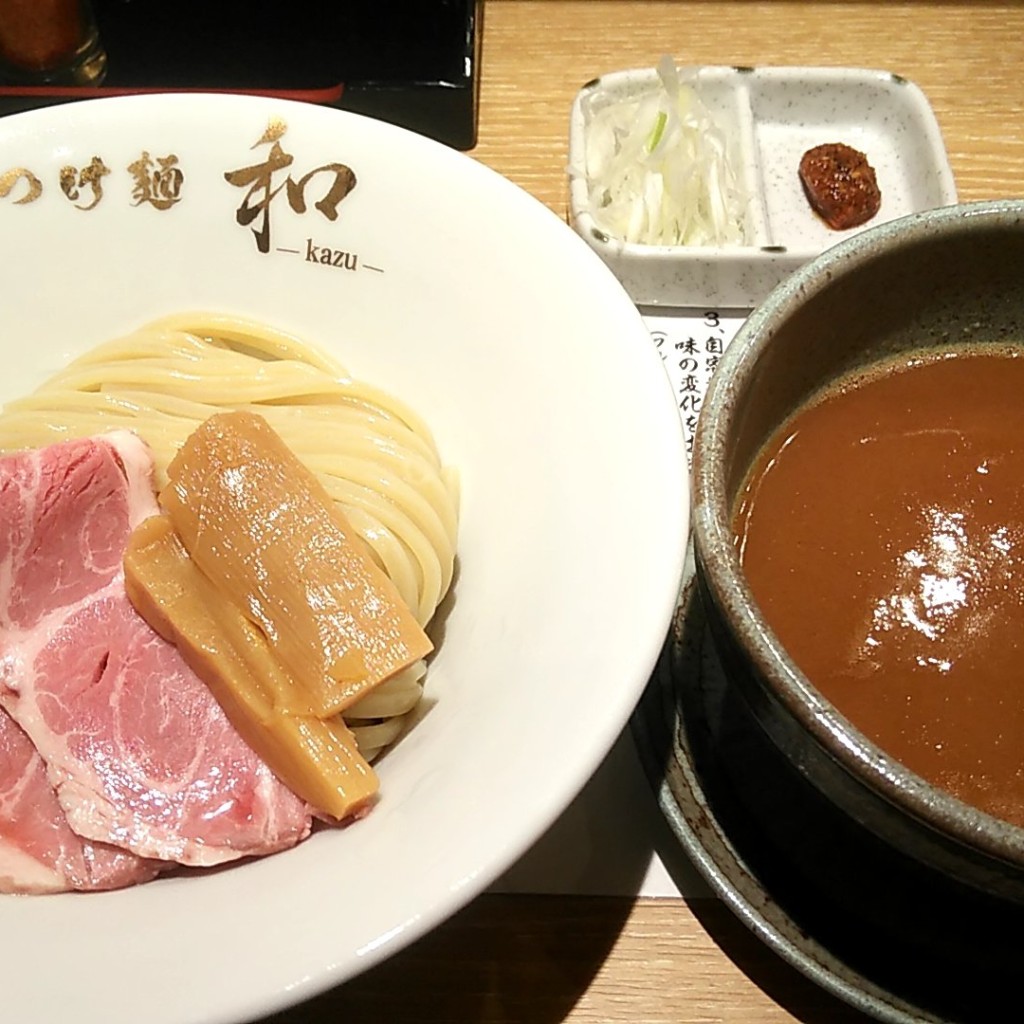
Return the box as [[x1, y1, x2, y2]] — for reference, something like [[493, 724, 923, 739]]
[[691, 199, 1024, 904]]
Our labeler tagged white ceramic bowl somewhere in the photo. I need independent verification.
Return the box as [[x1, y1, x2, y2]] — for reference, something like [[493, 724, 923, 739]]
[[0, 94, 688, 1024]]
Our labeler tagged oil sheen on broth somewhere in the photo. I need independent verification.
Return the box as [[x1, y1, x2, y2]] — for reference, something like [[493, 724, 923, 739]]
[[734, 346, 1024, 828]]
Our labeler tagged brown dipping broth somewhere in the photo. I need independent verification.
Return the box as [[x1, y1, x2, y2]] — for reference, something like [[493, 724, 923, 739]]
[[734, 345, 1024, 828]]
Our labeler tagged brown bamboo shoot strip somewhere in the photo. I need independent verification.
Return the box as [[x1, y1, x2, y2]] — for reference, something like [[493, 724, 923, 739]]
[[160, 411, 433, 717], [124, 514, 377, 821]]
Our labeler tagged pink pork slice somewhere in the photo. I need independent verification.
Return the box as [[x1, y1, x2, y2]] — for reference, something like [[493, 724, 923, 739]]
[[0, 706, 160, 893], [0, 432, 311, 869]]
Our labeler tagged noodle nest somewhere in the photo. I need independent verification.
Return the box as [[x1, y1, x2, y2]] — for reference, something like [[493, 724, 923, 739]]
[[0, 312, 459, 760]]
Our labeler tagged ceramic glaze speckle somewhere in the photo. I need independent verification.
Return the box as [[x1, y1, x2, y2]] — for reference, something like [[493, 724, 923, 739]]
[[568, 65, 957, 307], [692, 200, 1024, 907]]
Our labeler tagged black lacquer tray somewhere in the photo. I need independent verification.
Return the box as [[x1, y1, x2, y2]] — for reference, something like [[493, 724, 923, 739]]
[[632, 548, 1024, 1024], [0, 0, 482, 150]]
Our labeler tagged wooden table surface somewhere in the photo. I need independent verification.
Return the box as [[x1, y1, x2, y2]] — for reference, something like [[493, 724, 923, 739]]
[[267, 4, 1024, 1022]]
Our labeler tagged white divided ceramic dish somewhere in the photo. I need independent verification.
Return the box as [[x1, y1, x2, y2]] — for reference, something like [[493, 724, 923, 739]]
[[568, 66, 958, 307], [0, 94, 689, 1024]]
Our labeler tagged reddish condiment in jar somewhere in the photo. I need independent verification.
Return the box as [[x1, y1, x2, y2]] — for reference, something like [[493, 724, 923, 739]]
[[0, 0, 86, 73]]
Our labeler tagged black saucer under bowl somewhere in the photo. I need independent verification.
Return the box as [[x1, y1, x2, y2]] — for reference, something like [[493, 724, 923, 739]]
[[632, 559, 1024, 1024]]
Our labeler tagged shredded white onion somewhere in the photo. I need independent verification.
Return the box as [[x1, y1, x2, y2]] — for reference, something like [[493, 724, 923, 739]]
[[582, 57, 747, 247]]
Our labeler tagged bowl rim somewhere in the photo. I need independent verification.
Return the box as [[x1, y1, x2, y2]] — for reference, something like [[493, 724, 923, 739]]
[[692, 197, 1024, 866]]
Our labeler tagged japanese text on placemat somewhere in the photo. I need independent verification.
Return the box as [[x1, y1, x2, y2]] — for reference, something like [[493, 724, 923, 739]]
[[647, 309, 744, 460]]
